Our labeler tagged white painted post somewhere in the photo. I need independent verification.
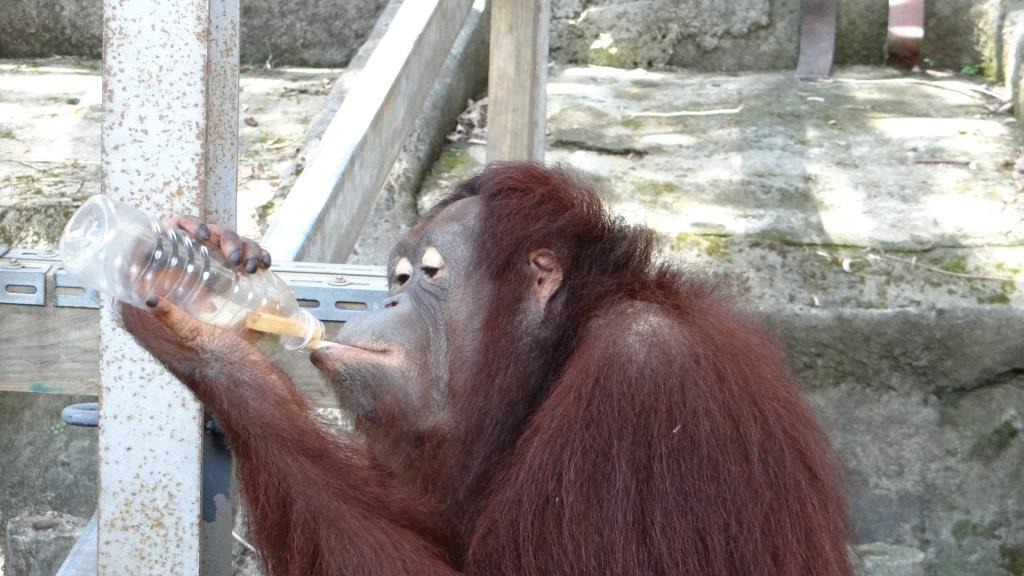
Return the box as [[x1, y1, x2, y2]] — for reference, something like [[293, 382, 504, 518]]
[[99, 0, 238, 573]]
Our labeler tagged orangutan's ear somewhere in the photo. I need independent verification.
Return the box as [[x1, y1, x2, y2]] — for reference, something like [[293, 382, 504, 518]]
[[528, 249, 563, 305]]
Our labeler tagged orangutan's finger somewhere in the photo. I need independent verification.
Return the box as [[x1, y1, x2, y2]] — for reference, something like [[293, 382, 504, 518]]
[[241, 239, 262, 274], [218, 228, 244, 267], [144, 296, 205, 346], [168, 215, 211, 242]]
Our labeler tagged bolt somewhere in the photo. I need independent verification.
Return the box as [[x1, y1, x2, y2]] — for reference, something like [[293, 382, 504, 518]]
[[1, 258, 24, 269], [329, 275, 349, 286]]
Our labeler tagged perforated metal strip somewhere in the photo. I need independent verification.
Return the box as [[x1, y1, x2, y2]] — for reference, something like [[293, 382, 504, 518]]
[[0, 251, 389, 321]]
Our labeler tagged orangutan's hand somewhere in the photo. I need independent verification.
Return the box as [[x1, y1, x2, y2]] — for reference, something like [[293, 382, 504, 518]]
[[119, 296, 269, 387]]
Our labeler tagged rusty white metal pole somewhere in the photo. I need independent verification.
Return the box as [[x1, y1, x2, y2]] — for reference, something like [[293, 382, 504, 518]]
[[99, 0, 238, 573], [200, 0, 240, 572]]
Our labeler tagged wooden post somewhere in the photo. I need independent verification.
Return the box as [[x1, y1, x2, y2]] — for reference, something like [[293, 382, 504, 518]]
[[98, 0, 237, 572], [486, 0, 550, 162]]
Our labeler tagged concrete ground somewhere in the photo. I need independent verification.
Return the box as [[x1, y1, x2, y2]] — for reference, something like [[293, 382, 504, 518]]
[[0, 57, 341, 246], [419, 65, 1024, 574]]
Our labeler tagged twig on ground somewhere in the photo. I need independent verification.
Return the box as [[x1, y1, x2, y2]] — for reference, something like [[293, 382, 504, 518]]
[[912, 157, 972, 165], [13, 160, 44, 172], [867, 252, 1016, 282], [625, 105, 744, 118], [833, 77, 1006, 102]]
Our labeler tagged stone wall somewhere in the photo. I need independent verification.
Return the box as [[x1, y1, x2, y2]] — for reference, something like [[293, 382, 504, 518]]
[[549, 0, 1004, 72], [0, 394, 97, 555], [0, 0, 388, 67], [0, 0, 1006, 72]]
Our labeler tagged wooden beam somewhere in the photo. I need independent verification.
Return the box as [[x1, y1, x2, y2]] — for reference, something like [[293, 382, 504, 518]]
[[0, 305, 100, 397], [262, 0, 475, 264], [486, 0, 550, 162], [0, 304, 342, 407]]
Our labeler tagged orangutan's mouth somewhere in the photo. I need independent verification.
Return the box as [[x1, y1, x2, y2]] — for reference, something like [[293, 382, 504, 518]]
[[336, 342, 392, 355]]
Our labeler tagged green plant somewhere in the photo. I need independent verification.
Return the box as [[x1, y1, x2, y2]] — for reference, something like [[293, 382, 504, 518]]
[[961, 64, 984, 76]]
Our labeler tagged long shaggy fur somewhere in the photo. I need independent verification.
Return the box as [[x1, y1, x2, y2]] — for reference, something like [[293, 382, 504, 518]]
[[432, 164, 853, 574], [151, 163, 852, 575]]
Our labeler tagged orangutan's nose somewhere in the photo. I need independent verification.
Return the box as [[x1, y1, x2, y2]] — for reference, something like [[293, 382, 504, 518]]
[[375, 293, 406, 311]]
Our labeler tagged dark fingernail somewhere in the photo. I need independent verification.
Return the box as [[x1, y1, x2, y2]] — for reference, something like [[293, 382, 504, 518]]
[[261, 253, 272, 268], [197, 224, 210, 241], [228, 248, 242, 266], [145, 297, 159, 308], [245, 257, 259, 274]]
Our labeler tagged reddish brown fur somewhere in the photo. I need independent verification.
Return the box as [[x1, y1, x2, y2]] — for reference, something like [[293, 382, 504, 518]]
[[126, 163, 852, 575], [431, 165, 853, 574]]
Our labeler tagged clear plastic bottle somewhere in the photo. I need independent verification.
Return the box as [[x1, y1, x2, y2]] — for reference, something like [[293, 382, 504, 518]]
[[60, 194, 325, 351]]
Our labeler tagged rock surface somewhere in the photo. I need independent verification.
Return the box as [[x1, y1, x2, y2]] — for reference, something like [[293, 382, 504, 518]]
[[4, 511, 86, 576], [418, 65, 1024, 573], [0, 0, 386, 68], [0, 394, 96, 573], [548, 0, 1002, 71], [1, 0, 1003, 73], [0, 58, 341, 246]]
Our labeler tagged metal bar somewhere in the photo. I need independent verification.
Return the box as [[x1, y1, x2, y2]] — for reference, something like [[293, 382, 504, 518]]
[[261, 0, 475, 264], [0, 257, 387, 403], [201, 415, 234, 575], [0, 254, 386, 310], [887, 0, 925, 70], [795, 0, 838, 79], [99, 0, 218, 571], [486, 0, 550, 162], [3, 247, 62, 261]]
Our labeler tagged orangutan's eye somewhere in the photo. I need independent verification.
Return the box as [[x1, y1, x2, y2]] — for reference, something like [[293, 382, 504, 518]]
[[421, 246, 445, 279], [393, 257, 413, 286]]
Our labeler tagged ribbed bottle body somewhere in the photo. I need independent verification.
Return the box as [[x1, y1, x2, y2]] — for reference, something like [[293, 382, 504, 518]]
[[60, 195, 323, 350]]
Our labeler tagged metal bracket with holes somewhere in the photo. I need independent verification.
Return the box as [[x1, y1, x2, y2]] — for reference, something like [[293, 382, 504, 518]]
[[0, 248, 389, 320], [0, 259, 48, 306], [54, 269, 103, 309]]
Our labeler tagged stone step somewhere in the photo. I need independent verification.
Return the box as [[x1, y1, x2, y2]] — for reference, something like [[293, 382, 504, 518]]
[[423, 65, 1024, 393]]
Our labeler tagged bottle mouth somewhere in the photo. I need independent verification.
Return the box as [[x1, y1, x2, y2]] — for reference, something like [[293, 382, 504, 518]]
[[60, 195, 117, 277], [284, 310, 326, 351]]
